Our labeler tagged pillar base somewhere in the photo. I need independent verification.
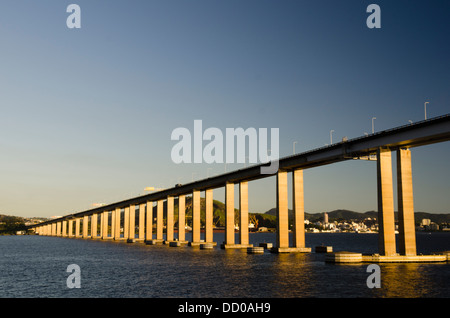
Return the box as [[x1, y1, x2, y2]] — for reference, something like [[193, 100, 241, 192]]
[[326, 252, 447, 263], [200, 242, 217, 249], [220, 243, 253, 249], [363, 254, 447, 263], [270, 247, 311, 253], [145, 239, 164, 245], [167, 241, 189, 247], [127, 238, 136, 243], [325, 251, 362, 263], [247, 247, 265, 254], [188, 241, 207, 247], [165, 240, 189, 246]]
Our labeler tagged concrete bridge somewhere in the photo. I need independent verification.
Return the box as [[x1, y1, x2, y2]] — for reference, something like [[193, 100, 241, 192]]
[[30, 114, 450, 260]]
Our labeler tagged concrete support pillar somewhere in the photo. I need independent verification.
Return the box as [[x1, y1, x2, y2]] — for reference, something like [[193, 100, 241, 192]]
[[91, 213, 98, 238], [138, 203, 146, 241], [276, 170, 289, 249], [192, 190, 201, 244], [156, 200, 164, 241], [145, 202, 153, 241], [166, 196, 174, 242], [224, 182, 235, 246], [113, 208, 121, 240], [293, 169, 306, 248], [124, 207, 129, 240], [56, 221, 62, 237], [102, 211, 109, 239], [75, 218, 81, 237], [239, 182, 249, 246], [62, 221, 67, 237], [68, 220, 74, 237], [110, 210, 115, 239], [397, 148, 417, 256], [377, 148, 397, 256], [52, 223, 56, 236], [205, 189, 214, 243], [99, 213, 103, 238], [83, 215, 89, 238], [178, 195, 186, 242], [128, 205, 135, 240]]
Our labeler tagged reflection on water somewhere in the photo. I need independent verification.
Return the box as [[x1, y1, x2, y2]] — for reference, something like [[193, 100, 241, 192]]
[[0, 232, 449, 298], [374, 263, 447, 298]]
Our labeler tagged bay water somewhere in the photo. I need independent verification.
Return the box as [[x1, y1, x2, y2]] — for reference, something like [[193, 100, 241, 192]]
[[1, 232, 449, 298]]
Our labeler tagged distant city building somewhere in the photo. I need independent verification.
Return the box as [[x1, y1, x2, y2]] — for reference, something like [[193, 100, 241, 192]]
[[421, 219, 431, 226], [323, 212, 328, 224]]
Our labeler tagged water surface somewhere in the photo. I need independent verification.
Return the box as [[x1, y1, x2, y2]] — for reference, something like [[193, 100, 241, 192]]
[[0, 232, 449, 298]]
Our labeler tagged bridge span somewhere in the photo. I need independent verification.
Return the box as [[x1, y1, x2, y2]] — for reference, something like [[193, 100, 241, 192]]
[[30, 114, 450, 260]]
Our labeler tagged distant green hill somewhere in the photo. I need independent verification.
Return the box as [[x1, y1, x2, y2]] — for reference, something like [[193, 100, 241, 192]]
[[263, 208, 450, 224], [0, 214, 27, 234]]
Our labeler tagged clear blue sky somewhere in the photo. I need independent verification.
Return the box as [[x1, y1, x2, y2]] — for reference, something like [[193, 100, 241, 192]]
[[0, 0, 448, 217]]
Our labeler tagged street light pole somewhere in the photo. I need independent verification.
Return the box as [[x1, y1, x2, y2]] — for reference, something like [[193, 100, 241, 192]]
[[372, 117, 376, 134], [330, 130, 334, 145], [425, 102, 429, 120], [293, 141, 297, 154]]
